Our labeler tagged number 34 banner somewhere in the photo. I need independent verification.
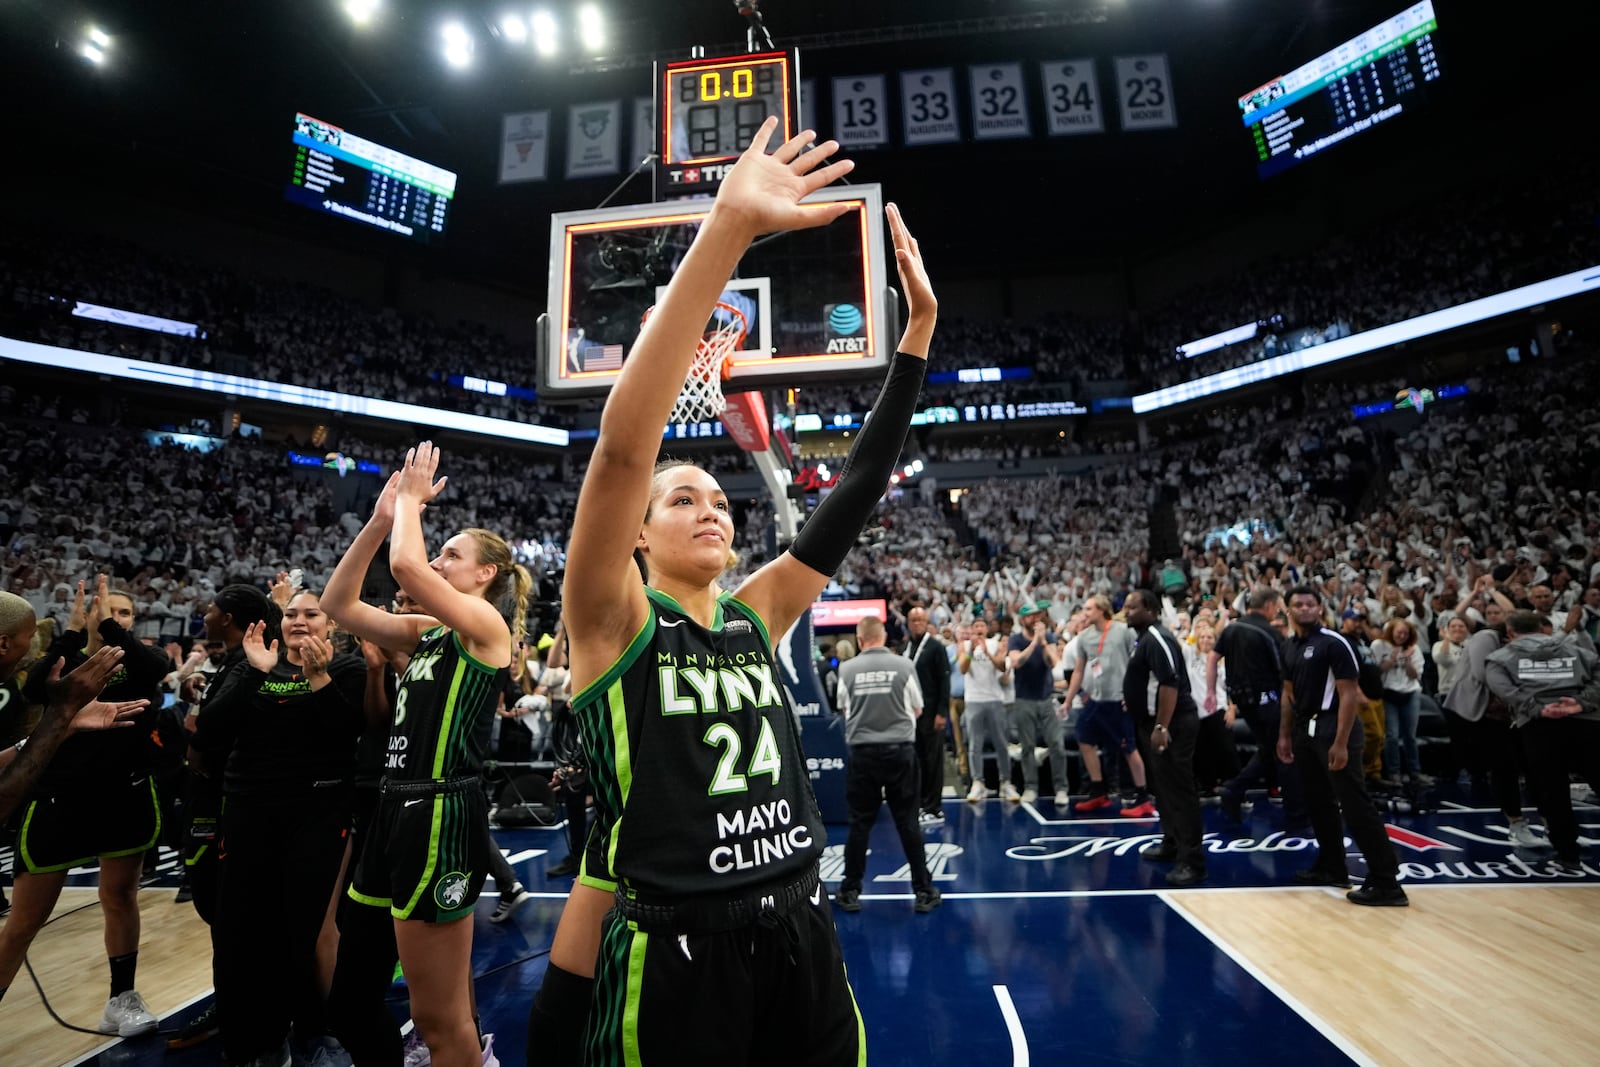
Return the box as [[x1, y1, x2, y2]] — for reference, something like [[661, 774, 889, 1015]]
[[899, 69, 959, 146]]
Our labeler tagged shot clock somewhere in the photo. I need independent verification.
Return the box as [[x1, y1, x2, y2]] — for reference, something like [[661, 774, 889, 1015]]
[[654, 48, 801, 200]]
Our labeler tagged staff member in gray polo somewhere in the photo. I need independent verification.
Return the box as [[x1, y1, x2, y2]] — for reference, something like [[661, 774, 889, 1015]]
[[833, 616, 942, 915]]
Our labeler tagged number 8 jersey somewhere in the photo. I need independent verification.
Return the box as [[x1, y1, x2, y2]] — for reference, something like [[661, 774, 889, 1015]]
[[575, 588, 825, 896]]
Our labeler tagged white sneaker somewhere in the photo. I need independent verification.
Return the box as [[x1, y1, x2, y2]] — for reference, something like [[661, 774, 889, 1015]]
[[490, 884, 532, 923], [1054, 789, 1071, 808], [98, 989, 158, 1037], [305, 1039, 355, 1067], [1507, 820, 1547, 849], [402, 1029, 432, 1067], [1020, 789, 1038, 804], [918, 809, 945, 827], [966, 781, 988, 803], [1001, 783, 1022, 803], [481, 1032, 500, 1067]]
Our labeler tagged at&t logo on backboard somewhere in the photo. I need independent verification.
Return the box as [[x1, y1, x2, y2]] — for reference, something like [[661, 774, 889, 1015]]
[[824, 302, 867, 354]]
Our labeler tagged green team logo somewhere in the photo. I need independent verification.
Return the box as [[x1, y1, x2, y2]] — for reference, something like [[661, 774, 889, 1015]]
[[435, 871, 470, 911]]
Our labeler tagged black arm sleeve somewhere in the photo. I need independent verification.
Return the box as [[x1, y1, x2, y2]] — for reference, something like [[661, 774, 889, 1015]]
[[789, 352, 927, 577], [96, 619, 170, 694], [191, 665, 267, 758]]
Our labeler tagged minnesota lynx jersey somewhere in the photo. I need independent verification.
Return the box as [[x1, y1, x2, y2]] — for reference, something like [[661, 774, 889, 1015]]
[[387, 625, 507, 782], [576, 588, 824, 896]]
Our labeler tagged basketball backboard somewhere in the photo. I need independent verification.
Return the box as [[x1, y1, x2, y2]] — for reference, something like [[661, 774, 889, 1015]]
[[539, 183, 892, 398]]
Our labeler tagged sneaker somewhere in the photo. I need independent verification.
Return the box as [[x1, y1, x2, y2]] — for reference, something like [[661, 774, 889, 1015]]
[[167, 1002, 220, 1048], [480, 1032, 500, 1067], [1074, 793, 1113, 813], [918, 809, 945, 827], [174, 874, 195, 904], [99, 989, 158, 1037], [244, 1040, 292, 1067], [401, 1029, 431, 1067], [1293, 868, 1352, 888], [546, 855, 580, 878], [834, 886, 861, 912], [1507, 820, 1546, 849], [1000, 783, 1022, 803], [305, 1038, 355, 1067], [1141, 845, 1177, 864], [490, 884, 533, 923], [913, 886, 943, 913], [1346, 883, 1409, 907], [1165, 863, 1206, 888], [1053, 789, 1070, 808], [1020, 788, 1038, 804], [966, 780, 989, 803], [1120, 800, 1158, 819], [1554, 853, 1583, 874]]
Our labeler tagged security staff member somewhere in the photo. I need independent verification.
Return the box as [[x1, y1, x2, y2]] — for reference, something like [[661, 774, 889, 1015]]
[[1123, 591, 1205, 887], [835, 615, 941, 914], [1210, 588, 1305, 826], [1279, 586, 1407, 906], [903, 605, 951, 822]]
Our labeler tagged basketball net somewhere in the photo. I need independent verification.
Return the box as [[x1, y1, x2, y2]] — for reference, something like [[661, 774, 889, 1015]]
[[646, 301, 748, 426]]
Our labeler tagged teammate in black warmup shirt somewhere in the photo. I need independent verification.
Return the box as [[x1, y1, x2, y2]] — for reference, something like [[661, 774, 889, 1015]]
[[525, 118, 936, 1066], [0, 576, 168, 1037], [191, 591, 374, 1067], [323, 457, 530, 1067]]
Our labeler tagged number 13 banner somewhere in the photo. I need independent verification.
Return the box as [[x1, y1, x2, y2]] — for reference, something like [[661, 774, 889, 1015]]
[[969, 63, 1031, 141], [1115, 55, 1177, 131], [831, 75, 888, 149], [899, 69, 959, 146]]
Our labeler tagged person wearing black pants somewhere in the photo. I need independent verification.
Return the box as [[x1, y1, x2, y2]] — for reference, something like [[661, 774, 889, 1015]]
[[1210, 589, 1305, 827], [1280, 586, 1406, 906], [193, 592, 372, 1066], [903, 606, 951, 822], [1123, 591, 1205, 887], [834, 616, 939, 913]]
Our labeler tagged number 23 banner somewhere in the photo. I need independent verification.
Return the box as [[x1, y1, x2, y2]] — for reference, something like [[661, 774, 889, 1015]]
[[969, 63, 1031, 141], [899, 69, 959, 146], [1115, 55, 1178, 131]]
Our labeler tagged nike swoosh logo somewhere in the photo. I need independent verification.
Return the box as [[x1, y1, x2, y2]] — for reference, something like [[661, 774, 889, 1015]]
[[678, 934, 693, 961], [404, 798, 427, 807], [658, 618, 686, 628], [810, 885, 822, 906]]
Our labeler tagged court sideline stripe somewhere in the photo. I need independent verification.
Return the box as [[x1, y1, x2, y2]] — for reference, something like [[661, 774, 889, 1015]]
[[1156, 890, 1380, 1067], [992, 985, 1029, 1067]]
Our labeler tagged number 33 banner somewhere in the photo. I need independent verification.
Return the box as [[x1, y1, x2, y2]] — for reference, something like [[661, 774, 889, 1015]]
[[1115, 55, 1177, 131], [899, 69, 959, 146], [831, 75, 888, 149], [969, 63, 1031, 140]]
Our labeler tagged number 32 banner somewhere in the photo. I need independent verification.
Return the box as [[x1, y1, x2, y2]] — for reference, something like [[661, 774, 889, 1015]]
[[1115, 55, 1177, 131], [831, 75, 888, 149], [969, 63, 1031, 141], [899, 69, 959, 146]]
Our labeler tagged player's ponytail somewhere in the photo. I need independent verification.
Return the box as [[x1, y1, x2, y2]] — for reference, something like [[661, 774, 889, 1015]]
[[464, 527, 532, 656], [509, 563, 533, 658]]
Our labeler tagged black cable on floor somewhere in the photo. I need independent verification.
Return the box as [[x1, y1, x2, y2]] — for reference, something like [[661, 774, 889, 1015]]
[[23, 956, 109, 1036]]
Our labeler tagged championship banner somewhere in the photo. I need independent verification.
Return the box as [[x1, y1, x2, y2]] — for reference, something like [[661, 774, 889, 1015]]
[[831, 75, 888, 149], [565, 99, 622, 178], [630, 96, 655, 167], [1115, 54, 1178, 130], [498, 110, 550, 183], [899, 68, 959, 146], [1041, 59, 1104, 136], [969, 62, 1031, 140]]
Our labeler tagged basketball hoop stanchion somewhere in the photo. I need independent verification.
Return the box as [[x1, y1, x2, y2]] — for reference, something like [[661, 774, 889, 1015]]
[[643, 300, 748, 427]]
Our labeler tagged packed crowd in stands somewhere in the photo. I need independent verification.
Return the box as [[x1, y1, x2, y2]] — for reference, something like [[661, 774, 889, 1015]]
[[4, 159, 1595, 431]]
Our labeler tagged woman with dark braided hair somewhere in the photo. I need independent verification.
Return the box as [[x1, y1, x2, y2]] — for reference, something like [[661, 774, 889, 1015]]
[[323, 449, 531, 1067]]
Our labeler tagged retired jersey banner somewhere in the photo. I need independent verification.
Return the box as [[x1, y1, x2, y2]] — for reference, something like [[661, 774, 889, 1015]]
[[899, 68, 959, 146], [1115, 55, 1178, 131], [630, 97, 655, 167], [565, 100, 622, 178], [498, 111, 550, 183], [1041, 59, 1104, 136], [969, 63, 1031, 140], [831, 75, 889, 149]]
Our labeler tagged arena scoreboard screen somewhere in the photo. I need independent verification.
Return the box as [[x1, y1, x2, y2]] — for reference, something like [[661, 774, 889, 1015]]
[[655, 49, 801, 199], [1239, 1, 1441, 179], [286, 113, 457, 241]]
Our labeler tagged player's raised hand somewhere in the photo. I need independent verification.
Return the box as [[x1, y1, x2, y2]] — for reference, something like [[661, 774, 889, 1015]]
[[396, 442, 449, 505], [713, 118, 854, 239], [886, 202, 936, 358]]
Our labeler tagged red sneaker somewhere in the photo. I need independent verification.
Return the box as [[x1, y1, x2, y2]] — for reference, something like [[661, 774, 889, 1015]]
[[1073, 794, 1114, 813], [1120, 800, 1158, 818]]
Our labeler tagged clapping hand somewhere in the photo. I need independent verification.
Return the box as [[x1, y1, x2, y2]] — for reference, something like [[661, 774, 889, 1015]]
[[70, 697, 149, 734], [67, 579, 94, 633], [241, 620, 280, 673], [43, 645, 125, 714], [299, 634, 335, 680], [396, 443, 449, 507]]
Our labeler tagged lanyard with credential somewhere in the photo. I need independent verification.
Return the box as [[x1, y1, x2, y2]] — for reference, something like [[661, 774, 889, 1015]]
[[908, 633, 930, 665]]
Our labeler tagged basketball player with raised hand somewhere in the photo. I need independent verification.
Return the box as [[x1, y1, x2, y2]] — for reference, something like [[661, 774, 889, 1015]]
[[528, 115, 936, 1066], [322, 459, 531, 1067]]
